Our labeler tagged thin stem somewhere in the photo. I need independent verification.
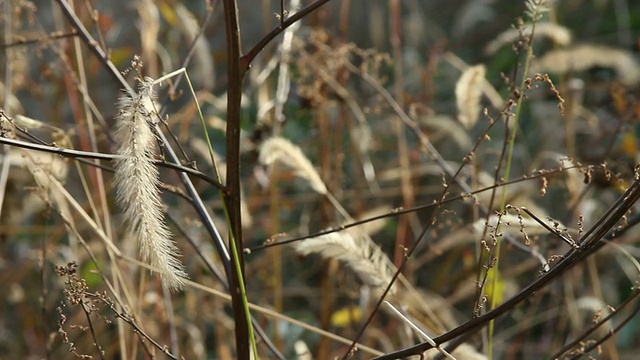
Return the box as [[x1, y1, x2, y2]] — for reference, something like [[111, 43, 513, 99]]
[[489, 18, 540, 357], [0, 30, 78, 48]]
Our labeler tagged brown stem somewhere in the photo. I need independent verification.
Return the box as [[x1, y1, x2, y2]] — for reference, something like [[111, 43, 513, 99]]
[[220, 0, 250, 357]]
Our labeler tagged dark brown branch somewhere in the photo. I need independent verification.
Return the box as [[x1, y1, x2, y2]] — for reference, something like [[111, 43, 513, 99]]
[[241, 0, 334, 68], [221, 0, 251, 357]]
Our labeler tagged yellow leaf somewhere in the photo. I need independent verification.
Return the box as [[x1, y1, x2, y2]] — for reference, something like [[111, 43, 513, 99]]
[[620, 129, 636, 159], [330, 306, 362, 328], [485, 268, 504, 305], [158, 1, 178, 26]]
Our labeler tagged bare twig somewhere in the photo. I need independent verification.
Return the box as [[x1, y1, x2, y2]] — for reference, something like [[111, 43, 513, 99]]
[[0, 30, 78, 48]]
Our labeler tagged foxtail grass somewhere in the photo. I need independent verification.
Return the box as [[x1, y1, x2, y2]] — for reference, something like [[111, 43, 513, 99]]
[[455, 64, 486, 129], [113, 77, 187, 290]]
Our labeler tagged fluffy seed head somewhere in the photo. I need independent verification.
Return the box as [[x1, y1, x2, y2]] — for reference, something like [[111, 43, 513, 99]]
[[531, 45, 640, 86], [259, 137, 328, 194], [293, 231, 395, 293], [456, 64, 486, 129], [113, 78, 187, 290]]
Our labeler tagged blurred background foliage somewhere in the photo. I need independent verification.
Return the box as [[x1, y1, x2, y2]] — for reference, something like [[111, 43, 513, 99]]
[[2, 0, 640, 359]]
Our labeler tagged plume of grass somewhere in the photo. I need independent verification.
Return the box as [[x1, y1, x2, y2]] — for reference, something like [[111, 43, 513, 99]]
[[455, 64, 486, 129], [443, 52, 505, 110], [259, 136, 328, 195], [259, 136, 357, 221], [525, 0, 551, 21], [531, 44, 640, 86], [292, 224, 456, 338], [113, 77, 187, 290], [260, 137, 411, 313], [293, 231, 396, 293], [484, 22, 571, 55]]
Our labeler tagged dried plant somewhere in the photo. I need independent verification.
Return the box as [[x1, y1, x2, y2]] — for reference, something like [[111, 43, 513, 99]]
[[292, 231, 396, 293], [112, 78, 187, 290], [531, 44, 640, 85], [258, 136, 328, 195], [524, 0, 552, 21], [455, 64, 486, 129]]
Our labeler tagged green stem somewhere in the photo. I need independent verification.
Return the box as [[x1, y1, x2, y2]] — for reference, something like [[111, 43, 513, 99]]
[[488, 20, 537, 360]]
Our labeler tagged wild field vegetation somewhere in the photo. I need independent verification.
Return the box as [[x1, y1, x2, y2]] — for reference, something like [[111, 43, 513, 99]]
[[1, 0, 640, 359]]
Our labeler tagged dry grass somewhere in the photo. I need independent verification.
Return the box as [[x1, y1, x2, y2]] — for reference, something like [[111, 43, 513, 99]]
[[1, 0, 640, 359]]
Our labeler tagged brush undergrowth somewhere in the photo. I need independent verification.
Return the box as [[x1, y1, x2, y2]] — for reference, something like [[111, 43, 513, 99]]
[[1, 0, 640, 359]]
